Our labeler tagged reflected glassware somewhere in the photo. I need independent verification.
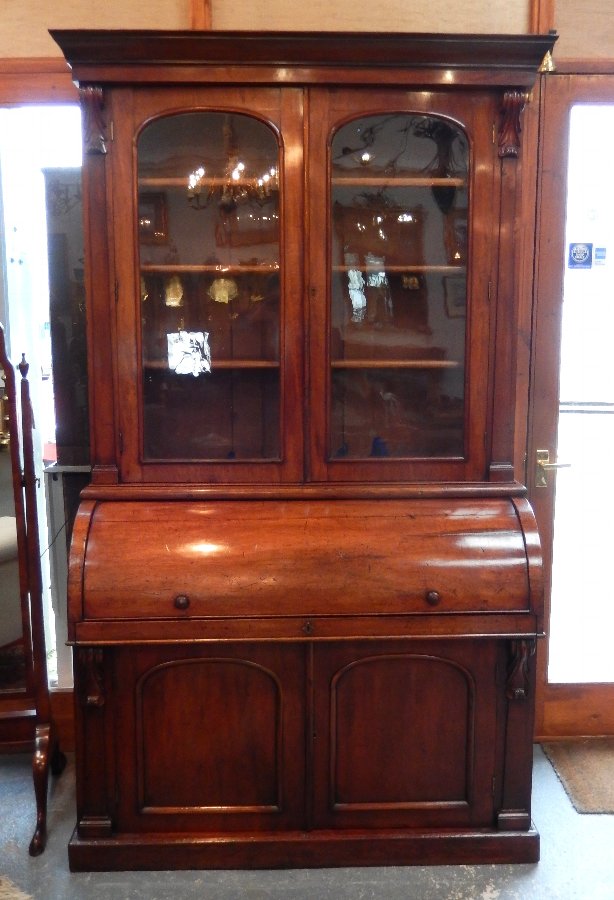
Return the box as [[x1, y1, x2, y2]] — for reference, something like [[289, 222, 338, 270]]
[[164, 275, 184, 308], [344, 252, 367, 323], [208, 277, 239, 305]]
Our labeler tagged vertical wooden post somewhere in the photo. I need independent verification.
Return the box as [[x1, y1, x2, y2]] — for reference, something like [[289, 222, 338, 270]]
[[191, 0, 212, 29], [530, 0, 556, 33]]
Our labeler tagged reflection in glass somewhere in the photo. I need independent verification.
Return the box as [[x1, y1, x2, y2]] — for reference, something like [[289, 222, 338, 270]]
[[137, 112, 281, 461], [167, 331, 211, 377], [0, 369, 25, 693], [330, 114, 469, 459]]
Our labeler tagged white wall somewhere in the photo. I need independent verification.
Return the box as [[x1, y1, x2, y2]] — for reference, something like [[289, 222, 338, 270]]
[[0, 0, 531, 59], [211, 0, 529, 34]]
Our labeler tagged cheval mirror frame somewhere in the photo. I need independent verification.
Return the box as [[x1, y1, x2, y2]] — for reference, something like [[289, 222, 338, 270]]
[[0, 323, 65, 855]]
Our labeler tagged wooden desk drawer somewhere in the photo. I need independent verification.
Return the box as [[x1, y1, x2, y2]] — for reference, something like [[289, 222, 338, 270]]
[[69, 497, 541, 623]]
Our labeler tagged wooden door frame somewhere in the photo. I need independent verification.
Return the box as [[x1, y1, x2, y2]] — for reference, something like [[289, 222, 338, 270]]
[[530, 70, 614, 739], [530, 0, 555, 34], [191, 0, 212, 28]]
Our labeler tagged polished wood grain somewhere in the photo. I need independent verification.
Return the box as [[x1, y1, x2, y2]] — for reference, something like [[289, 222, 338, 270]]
[[530, 0, 556, 34], [75, 498, 537, 621], [313, 640, 500, 829], [51, 31, 555, 76], [111, 644, 306, 833], [190, 0, 212, 30], [52, 30, 554, 870]]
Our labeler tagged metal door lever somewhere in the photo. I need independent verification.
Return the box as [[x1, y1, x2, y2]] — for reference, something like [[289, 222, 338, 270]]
[[535, 449, 571, 487]]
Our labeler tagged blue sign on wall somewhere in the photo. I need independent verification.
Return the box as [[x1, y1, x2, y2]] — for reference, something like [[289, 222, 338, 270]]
[[568, 242, 593, 268]]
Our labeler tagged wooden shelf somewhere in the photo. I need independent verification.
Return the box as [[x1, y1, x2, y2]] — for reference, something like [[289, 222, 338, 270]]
[[144, 359, 279, 370], [139, 176, 279, 189], [143, 264, 462, 276], [141, 264, 280, 274], [140, 175, 465, 190], [331, 359, 460, 369], [333, 264, 465, 274], [331, 175, 466, 188]]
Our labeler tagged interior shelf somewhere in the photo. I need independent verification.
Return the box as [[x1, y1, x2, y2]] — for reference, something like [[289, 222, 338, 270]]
[[139, 176, 279, 189], [331, 359, 460, 369], [144, 359, 280, 370], [140, 264, 280, 274], [331, 175, 466, 188], [139, 176, 465, 189], [333, 264, 465, 274]]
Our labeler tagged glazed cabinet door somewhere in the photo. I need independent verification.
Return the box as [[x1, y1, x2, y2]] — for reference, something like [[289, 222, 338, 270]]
[[307, 89, 499, 483], [105, 643, 307, 834], [108, 87, 304, 484], [312, 640, 501, 829]]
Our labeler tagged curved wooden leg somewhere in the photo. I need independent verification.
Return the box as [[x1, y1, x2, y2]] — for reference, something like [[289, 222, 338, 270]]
[[29, 723, 51, 856]]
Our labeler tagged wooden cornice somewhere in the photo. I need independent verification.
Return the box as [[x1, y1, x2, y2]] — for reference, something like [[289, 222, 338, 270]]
[[50, 31, 557, 91]]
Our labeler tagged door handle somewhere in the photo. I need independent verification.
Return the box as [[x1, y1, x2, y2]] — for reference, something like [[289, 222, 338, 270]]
[[535, 449, 571, 487]]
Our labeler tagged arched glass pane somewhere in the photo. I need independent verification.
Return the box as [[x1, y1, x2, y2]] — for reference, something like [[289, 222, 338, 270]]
[[137, 112, 281, 462], [329, 113, 468, 460]]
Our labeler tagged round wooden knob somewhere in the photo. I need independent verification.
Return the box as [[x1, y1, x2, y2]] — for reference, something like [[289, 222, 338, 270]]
[[425, 590, 441, 607], [173, 594, 190, 611]]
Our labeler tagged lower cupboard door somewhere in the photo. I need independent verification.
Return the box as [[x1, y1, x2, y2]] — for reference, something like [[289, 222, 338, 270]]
[[312, 639, 501, 830], [111, 643, 306, 833]]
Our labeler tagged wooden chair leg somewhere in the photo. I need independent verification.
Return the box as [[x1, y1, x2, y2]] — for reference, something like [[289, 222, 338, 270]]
[[29, 723, 51, 856], [28, 722, 67, 856]]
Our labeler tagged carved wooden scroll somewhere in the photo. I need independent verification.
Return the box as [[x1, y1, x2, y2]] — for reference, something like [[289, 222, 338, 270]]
[[498, 91, 529, 159], [80, 86, 107, 155], [506, 639, 535, 700], [78, 648, 106, 707]]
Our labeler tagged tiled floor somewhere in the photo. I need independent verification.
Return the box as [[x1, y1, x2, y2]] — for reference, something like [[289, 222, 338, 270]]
[[1, 746, 613, 899]]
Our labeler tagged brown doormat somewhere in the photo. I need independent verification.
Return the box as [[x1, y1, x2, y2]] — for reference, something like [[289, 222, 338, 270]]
[[542, 739, 614, 814]]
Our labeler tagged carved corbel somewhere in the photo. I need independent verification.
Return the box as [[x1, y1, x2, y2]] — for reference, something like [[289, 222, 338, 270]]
[[80, 86, 108, 155], [498, 91, 529, 159], [77, 647, 106, 707], [506, 639, 535, 701]]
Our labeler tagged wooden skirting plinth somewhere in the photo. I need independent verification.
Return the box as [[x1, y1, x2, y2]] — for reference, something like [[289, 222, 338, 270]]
[[68, 826, 540, 871]]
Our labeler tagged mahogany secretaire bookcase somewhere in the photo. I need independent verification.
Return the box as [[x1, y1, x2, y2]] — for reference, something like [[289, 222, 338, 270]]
[[52, 30, 556, 871]]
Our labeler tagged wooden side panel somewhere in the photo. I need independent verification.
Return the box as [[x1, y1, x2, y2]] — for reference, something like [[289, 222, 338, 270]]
[[138, 658, 282, 810], [73, 647, 115, 839], [112, 644, 307, 833], [331, 655, 471, 804], [80, 86, 119, 485], [312, 640, 499, 829]]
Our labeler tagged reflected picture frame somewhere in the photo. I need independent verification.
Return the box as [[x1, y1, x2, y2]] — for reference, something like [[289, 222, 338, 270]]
[[138, 192, 168, 244], [444, 275, 466, 318]]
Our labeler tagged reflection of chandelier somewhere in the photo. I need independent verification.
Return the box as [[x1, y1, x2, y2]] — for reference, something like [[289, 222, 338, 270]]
[[164, 275, 184, 308], [187, 116, 278, 213], [0, 374, 10, 448]]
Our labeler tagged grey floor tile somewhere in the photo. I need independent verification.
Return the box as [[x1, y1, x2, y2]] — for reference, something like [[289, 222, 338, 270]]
[[0, 747, 613, 899]]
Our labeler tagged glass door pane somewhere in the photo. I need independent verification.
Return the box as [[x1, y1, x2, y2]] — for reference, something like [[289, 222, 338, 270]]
[[548, 104, 614, 683], [137, 112, 281, 462], [329, 114, 468, 460]]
